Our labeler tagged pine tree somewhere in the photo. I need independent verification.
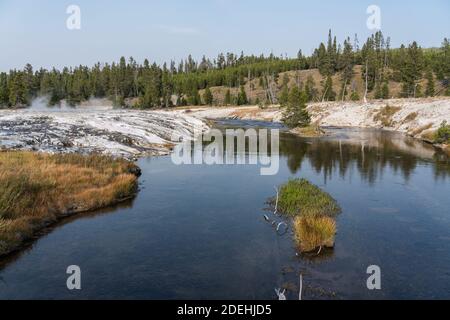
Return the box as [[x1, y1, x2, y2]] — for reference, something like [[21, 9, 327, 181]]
[[304, 76, 317, 102], [381, 81, 389, 99], [203, 87, 213, 105], [401, 41, 424, 97], [9, 72, 28, 107], [425, 69, 435, 97], [321, 76, 336, 101], [339, 37, 354, 100], [237, 85, 247, 105], [282, 87, 310, 128], [278, 85, 289, 107], [0, 73, 9, 107], [224, 89, 231, 105]]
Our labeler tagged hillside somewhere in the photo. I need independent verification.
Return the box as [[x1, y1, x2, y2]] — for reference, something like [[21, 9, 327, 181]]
[[198, 66, 447, 106]]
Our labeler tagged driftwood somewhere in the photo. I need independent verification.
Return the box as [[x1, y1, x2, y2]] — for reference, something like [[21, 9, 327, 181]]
[[275, 288, 287, 300], [299, 274, 303, 301], [273, 186, 279, 215]]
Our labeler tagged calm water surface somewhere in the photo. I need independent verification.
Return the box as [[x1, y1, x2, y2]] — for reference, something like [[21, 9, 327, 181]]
[[0, 121, 449, 299]]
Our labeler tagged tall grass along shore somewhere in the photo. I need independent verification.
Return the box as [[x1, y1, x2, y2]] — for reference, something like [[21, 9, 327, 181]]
[[0, 151, 140, 256]]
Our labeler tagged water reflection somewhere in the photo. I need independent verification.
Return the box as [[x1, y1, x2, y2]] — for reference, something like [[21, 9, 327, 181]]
[[280, 128, 450, 184], [0, 199, 135, 271]]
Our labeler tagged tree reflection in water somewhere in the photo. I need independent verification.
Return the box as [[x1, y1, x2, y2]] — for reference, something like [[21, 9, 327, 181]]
[[279, 128, 450, 184]]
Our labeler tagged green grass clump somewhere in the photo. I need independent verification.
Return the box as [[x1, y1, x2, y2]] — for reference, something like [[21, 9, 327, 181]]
[[277, 179, 341, 218]]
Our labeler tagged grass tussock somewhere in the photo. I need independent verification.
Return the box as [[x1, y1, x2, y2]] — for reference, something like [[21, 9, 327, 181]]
[[294, 216, 336, 252], [276, 178, 341, 253], [373, 105, 401, 127], [277, 179, 341, 218], [0, 151, 139, 256]]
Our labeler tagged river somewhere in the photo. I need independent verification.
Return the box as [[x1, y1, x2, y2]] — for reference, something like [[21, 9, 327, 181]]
[[0, 120, 449, 299]]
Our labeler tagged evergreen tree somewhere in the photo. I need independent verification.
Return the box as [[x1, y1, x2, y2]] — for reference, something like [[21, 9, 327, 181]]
[[304, 76, 318, 102], [282, 87, 310, 128], [224, 89, 231, 105], [278, 85, 289, 107], [339, 37, 354, 100], [9, 72, 28, 107], [425, 69, 435, 97], [381, 81, 390, 99], [203, 87, 213, 105], [0, 73, 9, 107], [321, 76, 336, 101], [400, 41, 424, 97], [237, 85, 248, 105]]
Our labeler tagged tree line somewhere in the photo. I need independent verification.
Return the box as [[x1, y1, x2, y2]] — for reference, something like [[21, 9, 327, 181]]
[[0, 31, 449, 109]]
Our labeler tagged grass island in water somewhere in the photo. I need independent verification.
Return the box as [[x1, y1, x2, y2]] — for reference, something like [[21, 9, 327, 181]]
[[276, 178, 341, 253]]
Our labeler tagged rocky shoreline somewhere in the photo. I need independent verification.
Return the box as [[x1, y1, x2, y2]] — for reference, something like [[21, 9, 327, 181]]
[[0, 97, 448, 158], [0, 107, 209, 159], [178, 98, 450, 151]]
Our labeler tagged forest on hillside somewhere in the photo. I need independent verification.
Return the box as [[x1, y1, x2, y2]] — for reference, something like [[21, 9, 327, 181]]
[[0, 30, 449, 109]]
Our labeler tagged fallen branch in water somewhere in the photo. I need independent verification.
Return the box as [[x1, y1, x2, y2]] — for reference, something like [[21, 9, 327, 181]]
[[276, 222, 288, 235], [299, 274, 303, 301], [317, 246, 322, 256], [275, 288, 287, 300], [274, 186, 279, 215]]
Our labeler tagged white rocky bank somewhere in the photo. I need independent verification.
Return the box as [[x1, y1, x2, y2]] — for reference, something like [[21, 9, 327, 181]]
[[0, 107, 208, 158], [183, 98, 450, 141], [1, 98, 448, 158]]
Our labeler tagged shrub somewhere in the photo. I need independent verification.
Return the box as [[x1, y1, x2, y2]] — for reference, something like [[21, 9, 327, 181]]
[[435, 121, 450, 144]]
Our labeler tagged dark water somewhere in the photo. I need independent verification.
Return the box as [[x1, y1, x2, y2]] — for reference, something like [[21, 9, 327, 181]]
[[0, 121, 449, 300]]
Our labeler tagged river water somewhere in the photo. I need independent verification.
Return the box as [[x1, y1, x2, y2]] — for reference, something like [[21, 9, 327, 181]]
[[0, 121, 449, 299]]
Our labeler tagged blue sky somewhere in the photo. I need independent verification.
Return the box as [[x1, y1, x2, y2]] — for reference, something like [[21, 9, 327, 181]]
[[0, 0, 449, 71]]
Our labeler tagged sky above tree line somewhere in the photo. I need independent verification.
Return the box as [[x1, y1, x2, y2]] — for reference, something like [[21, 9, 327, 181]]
[[1, 0, 449, 71]]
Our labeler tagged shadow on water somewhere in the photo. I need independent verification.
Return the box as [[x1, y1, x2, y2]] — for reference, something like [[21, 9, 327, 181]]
[[0, 199, 135, 271]]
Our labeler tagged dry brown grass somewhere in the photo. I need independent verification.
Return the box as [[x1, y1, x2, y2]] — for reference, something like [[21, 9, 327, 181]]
[[0, 151, 139, 256], [420, 130, 437, 142], [373, 105, 401, 127], [403, 112, 418, 123], [291, 125, 325, 138], [293, 216, 336, 252], [410, 123, 433, 136]]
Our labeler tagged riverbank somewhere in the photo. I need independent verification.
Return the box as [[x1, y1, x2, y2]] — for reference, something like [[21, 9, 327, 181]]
[[177, 97, 450, 149], [0, 151, 140, 257], [0, 107, 208, 159]]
